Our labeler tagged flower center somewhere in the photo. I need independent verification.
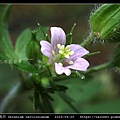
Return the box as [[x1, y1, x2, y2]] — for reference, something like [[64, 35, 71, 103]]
[[57, 44, 74, 58]]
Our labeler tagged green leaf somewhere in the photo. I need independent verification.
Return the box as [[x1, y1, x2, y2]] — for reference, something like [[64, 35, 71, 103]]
[[33, 87, 47, 112], [65, 79, 102, 103], [1, 4, 12, 23], [44, 93, 54, 101], [15, 29, 31, 60], [0, 4, 16, 59], [54, 85, 68, 91], [57, 91, 79, 113], [42, 98, 54, 113], [58, 91, 75, 103], [52, 77, 103, 113], [0, 52, 9, 60], [41, 92, 54, 113], [44, 88, 55, 94], [14, 61, 38, 73]]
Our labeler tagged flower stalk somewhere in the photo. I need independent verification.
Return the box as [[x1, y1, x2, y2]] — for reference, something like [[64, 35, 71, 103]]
[[83, 62, 113, 75], [80, 33, 95, 47]]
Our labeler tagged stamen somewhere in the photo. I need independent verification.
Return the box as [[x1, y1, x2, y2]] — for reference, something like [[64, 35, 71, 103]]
[[66, 45, 70, 49], [69, 61, 73, 64], [58, 63, 63, 66], [65, 55, 70, 58], [57, 44, 61, 48], [52, 50, 55, 55], [57, 44, 74, 59], [69, 51, 74, 55], [60, 45, 65, 49], [59, 50, 63, 54]]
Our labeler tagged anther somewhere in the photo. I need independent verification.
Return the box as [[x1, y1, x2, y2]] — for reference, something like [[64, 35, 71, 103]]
[[69, 61, 73, 64]]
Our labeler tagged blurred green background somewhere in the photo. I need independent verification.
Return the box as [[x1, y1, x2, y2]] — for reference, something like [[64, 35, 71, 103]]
[[0, 3, 120, 113]]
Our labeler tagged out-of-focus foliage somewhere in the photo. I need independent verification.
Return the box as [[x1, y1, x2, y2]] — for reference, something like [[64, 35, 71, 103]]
[[0, 64, 119, 113]]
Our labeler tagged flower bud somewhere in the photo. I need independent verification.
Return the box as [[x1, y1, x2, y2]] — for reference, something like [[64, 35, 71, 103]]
[[26, 30, 42, 66], [40, 77, 51, 89], [90, 4, 120, 43]]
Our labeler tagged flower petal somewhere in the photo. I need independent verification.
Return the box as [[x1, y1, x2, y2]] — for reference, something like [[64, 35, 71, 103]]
[[50, 27, 66, 53], [40, 40, 53, 61], [67, 58, 89, 71], [55, 63, 71, 76], [69, 44, 89, 60]]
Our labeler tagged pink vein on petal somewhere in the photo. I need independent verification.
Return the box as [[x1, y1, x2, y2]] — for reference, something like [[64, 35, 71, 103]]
[[50, 27, 66, 53]]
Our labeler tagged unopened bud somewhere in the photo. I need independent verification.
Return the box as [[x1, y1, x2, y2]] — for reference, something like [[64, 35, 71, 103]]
[[26, 30, 42, 66], [90, 4, 120, 43], [40, 77, 51, 89]]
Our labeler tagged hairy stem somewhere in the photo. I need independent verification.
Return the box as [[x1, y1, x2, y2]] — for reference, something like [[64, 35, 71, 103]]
[[80, 33, 95, 47], [83, 62, 112, 75]]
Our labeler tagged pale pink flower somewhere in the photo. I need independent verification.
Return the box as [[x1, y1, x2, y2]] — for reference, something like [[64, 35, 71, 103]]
[[40, 27, 89, 76]]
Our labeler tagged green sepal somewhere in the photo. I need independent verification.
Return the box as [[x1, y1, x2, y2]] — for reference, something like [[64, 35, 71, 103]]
[[83, 51, 100, 58], [37, 23, 50, 42], [90, 4, 120, 43], [33, 77, 54, 112], [40, 92, 54, 113], [33, 87, 40, 110], [42, 55, 49, 64], [44, 92, 54, 101], [66, 23, 76, 45], [55, 85, 68, 91], [50, 82, 68, 92], [40, 77, 52, 89]]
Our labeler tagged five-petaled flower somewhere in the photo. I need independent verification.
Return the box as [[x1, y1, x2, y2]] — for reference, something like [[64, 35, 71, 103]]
[[40, 27, 90, 76]]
